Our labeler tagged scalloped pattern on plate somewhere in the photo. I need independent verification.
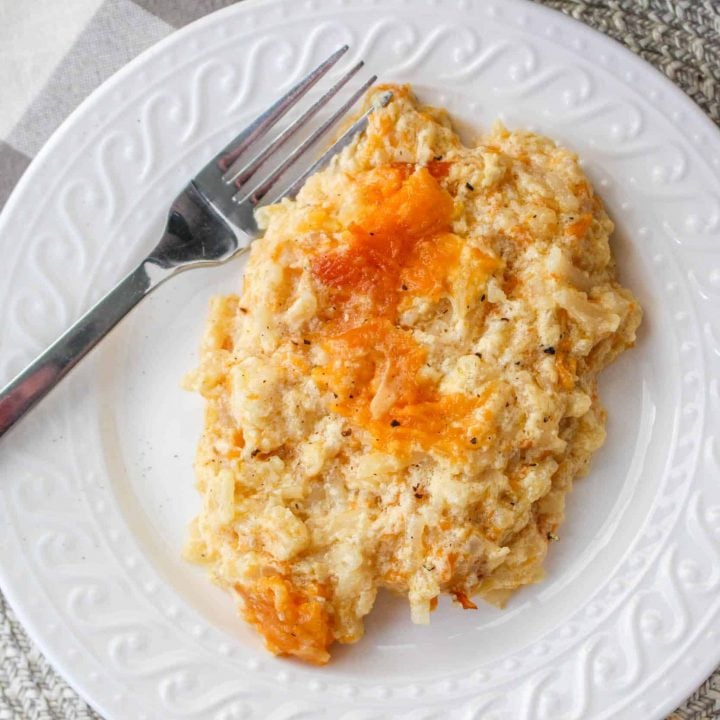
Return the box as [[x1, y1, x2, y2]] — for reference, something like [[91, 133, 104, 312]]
[[0, 1, 719, 719]]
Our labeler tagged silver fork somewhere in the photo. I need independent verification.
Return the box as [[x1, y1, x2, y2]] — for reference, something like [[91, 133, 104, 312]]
[[0, 47, 392, 439]]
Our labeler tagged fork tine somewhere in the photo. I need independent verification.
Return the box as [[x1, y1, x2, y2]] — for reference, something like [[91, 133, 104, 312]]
[[236, 76, 381, 206], [224, 60, 365, 187], [270, 90, 393, 204], [214, 45, 349, 172]]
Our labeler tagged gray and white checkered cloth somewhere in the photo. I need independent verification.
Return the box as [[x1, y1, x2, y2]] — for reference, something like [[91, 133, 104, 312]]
[[1, 1, 719, 718]]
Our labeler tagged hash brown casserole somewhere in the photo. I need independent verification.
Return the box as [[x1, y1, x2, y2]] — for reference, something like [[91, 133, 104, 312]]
[[183, 85, 642, 664]]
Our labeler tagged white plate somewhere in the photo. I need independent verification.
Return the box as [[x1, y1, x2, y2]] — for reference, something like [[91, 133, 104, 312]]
[[1, 1, 719, 718]]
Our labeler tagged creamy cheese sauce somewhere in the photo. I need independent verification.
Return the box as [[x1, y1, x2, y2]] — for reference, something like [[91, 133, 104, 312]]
[[183, 85, 642, 664]]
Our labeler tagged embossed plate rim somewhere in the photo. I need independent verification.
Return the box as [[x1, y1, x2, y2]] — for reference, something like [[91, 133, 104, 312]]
[[0, 0, 719, 718]]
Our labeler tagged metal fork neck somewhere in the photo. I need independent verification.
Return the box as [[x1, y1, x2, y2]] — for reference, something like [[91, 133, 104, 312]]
[[146, 182, 239, 270]]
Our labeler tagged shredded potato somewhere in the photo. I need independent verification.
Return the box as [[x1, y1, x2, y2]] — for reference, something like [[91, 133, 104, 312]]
[[183, 85, 642, 663]]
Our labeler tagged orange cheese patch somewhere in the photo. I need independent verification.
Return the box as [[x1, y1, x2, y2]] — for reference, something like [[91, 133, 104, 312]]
[[313, 318, 495, 457], [309, 165, 495, 456], [236, 576, 333, 665], [566, 213, 593, 239], [311, 166, 456, 319]]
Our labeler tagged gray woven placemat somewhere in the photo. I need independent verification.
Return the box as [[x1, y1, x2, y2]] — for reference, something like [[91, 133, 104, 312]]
[[1, 1, 719, 718]]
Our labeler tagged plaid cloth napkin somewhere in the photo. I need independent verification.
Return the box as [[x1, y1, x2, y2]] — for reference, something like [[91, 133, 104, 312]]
[[1, 1, 719, 718], [0, 0, 240, 209]]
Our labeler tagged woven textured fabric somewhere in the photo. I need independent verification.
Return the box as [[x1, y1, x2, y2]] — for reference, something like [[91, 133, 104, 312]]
[[1, 1, 719, 718], [539, 0, 720, 124]]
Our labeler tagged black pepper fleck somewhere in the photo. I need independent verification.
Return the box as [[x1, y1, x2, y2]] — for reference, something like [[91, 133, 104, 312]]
[[480, 294, 486, 302], [390, 419, 401, 427], [543, 346, 556, 355], [470, 437, 477, 445], [303, 339, 311, 345], [465, 182, 474, 191], [341, 428, 352, 437]]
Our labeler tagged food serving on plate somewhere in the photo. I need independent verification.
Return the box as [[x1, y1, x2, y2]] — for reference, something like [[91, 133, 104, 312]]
[[183, 84, 642, 664]]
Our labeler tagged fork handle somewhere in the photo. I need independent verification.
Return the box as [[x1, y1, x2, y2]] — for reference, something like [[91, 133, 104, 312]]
[[0, 263, 157, 439]]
